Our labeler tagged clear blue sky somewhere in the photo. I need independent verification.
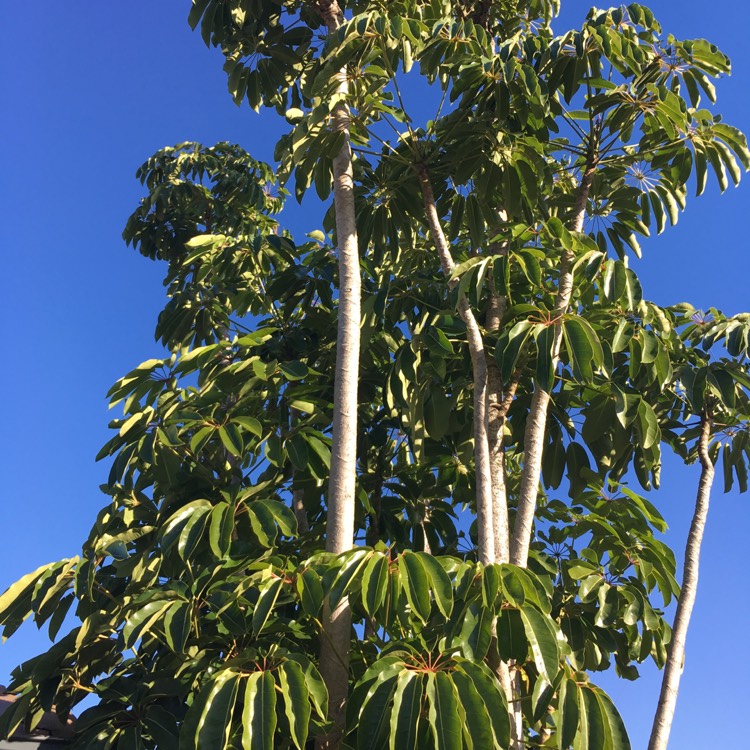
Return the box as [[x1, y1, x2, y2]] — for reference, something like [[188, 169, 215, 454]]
[[0, 2, 747, 746]]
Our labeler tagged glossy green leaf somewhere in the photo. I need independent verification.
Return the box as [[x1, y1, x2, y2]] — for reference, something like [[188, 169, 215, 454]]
[[398, 551, 432, 623], [180, 670, 240, 750], [536, 323, 557, 392], [163, 601, 191, 652], [278, 661, 310, 750], [241, 671, 277, 750], [456, 661, 510, 748], [452, 670, 496, 750], [286, 433, 309, 471], [208, 503, 233, 558], [357, 671, 399, 750], [563, 317, 602, 382], [426, 672, 462, 750], [557, 678, 579, 749], [389, 671, 422, 750], [361, 553, 389, 618], [253, 577, 284, 635], [520, 607, 561, 684], [498, 608, 528, 663], [417, 552, 453, 618]]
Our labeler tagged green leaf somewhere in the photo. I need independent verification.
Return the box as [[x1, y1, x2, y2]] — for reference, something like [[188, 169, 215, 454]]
[[595, 687, 631, 750], [123, 599, 172, 649], [424, 387, 452, 440], [519, 607, 561, 683], [253, 577, 284, 635], [279, 361, 309, 381], [426, 672, 462, 750], [256, 498, 297, 537], [180, 669, 240, 750], [233, 416, 262, 437], [241, 671, 277, 750], [190, 425, 215, 454], [455, 661, 509, 748], [296, 568, 323, 617], [329, 549, 372, 609], [417, 552, 453, 618], [163, 601, 191, 652], [286, 433, 309, 471], [357, 670, 399, 750], [0, 563, 50, 625], [455, 601, 493, 661], [557, 678, 579, 750], [144, 706, 179, 750], [535, 324, 556, 392], [612, 387, 640, 429], [636, 400, 660, 450], [361, 553, 389, 618], [389, 671, 423, 750], [178, 508, 211, 560], [452, 670, 496, 750], [580, 686, 607, 750], [500, 565, 550, 613], [497, 608, 528, 662], [497, 320, 534, 382], [278, 661, 311, 750], [209, 503, 233, 558], [398, 551, 432, 623], [563, 317, 602, 382], [218, 423, 244, 456]]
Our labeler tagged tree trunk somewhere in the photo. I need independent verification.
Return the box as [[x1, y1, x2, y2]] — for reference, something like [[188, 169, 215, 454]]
[[510, 164, 596, 568], [648, 415, 715, 750], [417, 164, 494, 564], [486, 282, 512, 565], [484, 217, 523, 749], [316, 3, 360, 747]]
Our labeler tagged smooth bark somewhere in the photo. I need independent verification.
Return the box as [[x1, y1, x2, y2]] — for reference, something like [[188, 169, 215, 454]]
[[510, 164, 596, 567], [316, 3, 360, 747], [486, 281, 512, 565], [417, 164, 494, 564], [648, 415, 715, 750], [485, 219, 522, 748]]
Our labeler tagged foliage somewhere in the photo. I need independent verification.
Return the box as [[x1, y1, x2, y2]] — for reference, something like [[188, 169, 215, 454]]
[[1, 2, 749, 748]]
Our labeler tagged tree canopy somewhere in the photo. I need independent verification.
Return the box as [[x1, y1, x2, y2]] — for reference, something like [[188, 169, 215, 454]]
[[1, 2, 749, 749]]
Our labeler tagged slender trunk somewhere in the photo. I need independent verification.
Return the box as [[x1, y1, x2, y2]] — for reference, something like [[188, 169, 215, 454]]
[[510, 164, 596, 567], [486, 286, 512, 565], [316, 3, 360, 747], [417, 164, 494, 564], [485, 217, 524, 748], [648, 415, 715, 750]]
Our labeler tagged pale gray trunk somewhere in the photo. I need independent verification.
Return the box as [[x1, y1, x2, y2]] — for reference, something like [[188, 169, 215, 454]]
[[648, 416, 715, 750], [510, 165, 596, 568], [485, 219, 522, 748], [317, 3, 360, 747], [417, 165, 494, 564], [486, 286, 511, 565]]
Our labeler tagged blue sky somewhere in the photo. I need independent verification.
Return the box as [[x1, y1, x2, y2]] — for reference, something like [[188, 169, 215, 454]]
[[0, 1, 747, 746]]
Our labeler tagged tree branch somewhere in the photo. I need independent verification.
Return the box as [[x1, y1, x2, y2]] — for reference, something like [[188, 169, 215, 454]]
[[510, 160, 597, 567], [416, 163, 494, 565], [648, 413, 715, 750]]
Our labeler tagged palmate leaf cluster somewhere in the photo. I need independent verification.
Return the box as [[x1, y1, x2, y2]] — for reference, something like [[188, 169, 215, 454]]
[[2, 2, 750, 748]]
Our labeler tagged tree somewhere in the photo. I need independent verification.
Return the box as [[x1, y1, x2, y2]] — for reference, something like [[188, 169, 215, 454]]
[[0, 2, 749, 749]]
